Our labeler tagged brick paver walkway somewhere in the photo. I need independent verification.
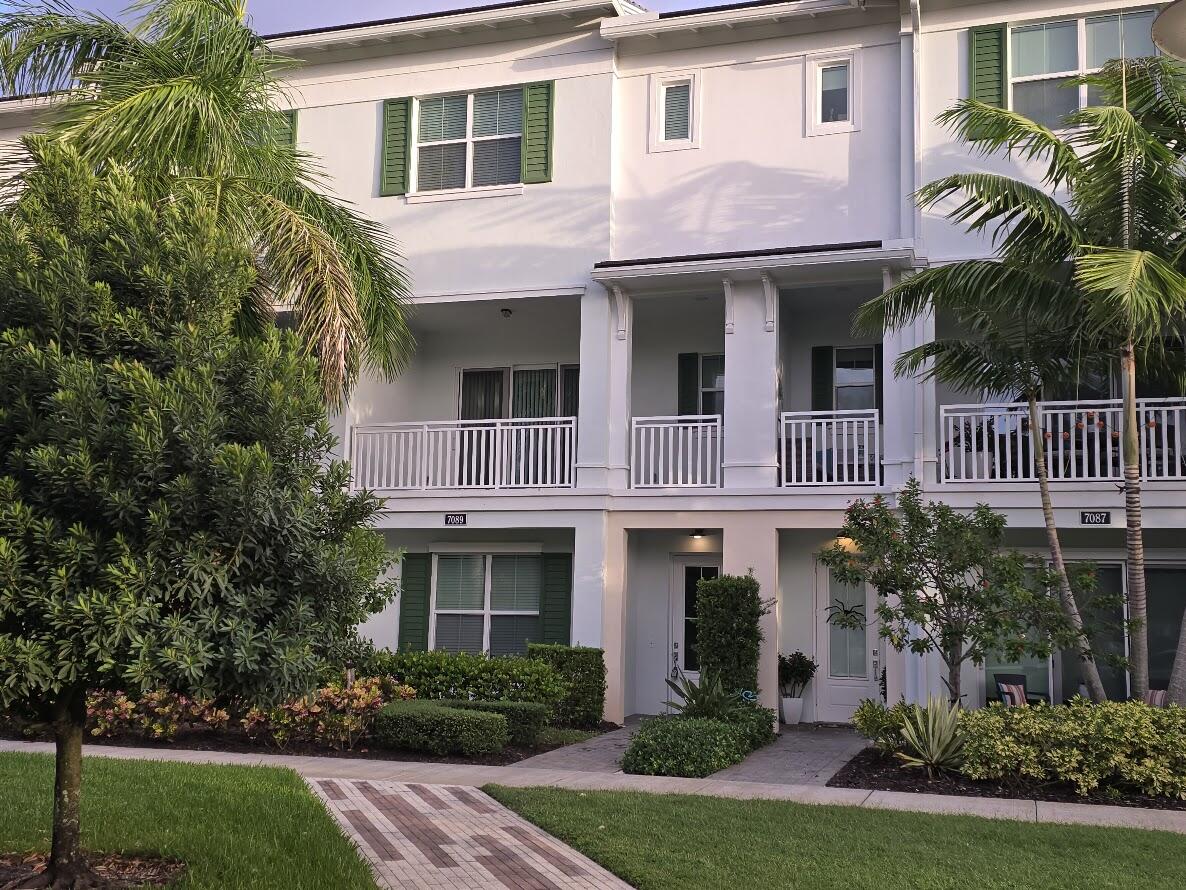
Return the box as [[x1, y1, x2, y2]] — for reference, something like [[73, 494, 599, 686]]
[[713, 724, 867, 785], [309, 779, 630, 890]]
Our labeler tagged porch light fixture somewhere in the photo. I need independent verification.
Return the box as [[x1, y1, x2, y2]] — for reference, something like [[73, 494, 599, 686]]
[[500, 307, 512, 318], [690, 529, 705, 540], [835, 536, 859, 553]]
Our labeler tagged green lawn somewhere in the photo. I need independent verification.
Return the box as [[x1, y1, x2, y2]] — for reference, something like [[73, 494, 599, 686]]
[[0, 753, 375, 890], [486, 786, 1186, 890]]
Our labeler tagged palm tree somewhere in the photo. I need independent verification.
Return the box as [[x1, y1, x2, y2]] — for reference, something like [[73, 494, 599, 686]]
[[858, 264, 1110, 702], [867, 56, 1186, 702], [0, 0, 414, 405]]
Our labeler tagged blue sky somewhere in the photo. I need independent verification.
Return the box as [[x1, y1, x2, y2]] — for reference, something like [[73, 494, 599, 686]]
[[0, 1, 708, 34]]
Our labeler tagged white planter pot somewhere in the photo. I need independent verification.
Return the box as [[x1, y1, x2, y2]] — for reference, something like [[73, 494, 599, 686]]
[[781, 696, 804, 725]]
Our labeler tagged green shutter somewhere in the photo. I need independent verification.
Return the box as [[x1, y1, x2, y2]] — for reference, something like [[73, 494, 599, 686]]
[[539, 553, 572, 645], [275, 109, 297, 147], [968, 24, 1008, 108], [874, 342, 884, 412], [397, 553, 431, 651], [811, 346, 835, 412], [521, 81, 554, 184], [677, 353, 699, 415], [380, 98, 412, 196]]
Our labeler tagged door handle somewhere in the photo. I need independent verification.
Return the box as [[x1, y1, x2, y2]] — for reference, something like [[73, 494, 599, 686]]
[[671, 641, 679, 680]]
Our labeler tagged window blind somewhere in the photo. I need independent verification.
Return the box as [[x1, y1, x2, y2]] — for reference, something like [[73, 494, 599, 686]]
[[663, 83, 691, 141]]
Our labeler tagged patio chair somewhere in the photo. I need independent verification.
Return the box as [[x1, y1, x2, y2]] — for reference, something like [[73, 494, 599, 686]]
[[993, 673, 1048, 707], [1144, 689, 1169, 708]]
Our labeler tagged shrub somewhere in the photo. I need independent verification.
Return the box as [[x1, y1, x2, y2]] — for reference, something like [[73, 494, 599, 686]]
[[897, 696, 965, 776], [437, 699, 549, 747], [696, 574, 770, 695], [527, 644, 606, 728], [241, 678, 408, 751], [87, 690, 230, 741], [960, 699, 1186, 798], [851, 698, 911, 755], [368, 649, 567, 707], [665, 672, 743, 721], [373, 700, 509, 757], [622, 716, 749, 778], [733, 704, 778, 751]]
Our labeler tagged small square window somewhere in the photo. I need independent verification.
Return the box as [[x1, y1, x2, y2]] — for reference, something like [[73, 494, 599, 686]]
[[820, 64, 849, 123], [806, 52, 860, 136], [663, 82, 692, 141], [650, 71, 701, 152]]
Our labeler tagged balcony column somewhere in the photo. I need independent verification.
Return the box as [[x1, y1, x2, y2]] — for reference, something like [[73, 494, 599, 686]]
[[576, 282, 632, 489], [880, 267, 937, 487], [722, 274, 780, 488]]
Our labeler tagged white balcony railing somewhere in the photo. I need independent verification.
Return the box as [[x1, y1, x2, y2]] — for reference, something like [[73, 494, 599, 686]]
[[940, 398, 1186, 483], [349, 417, 577, 491], [630, 415, 722, 488], [780, 409, 881, 486]]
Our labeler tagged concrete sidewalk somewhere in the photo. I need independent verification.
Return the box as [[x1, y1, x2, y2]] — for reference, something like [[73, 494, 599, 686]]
[[3, 739, 1185, 835]]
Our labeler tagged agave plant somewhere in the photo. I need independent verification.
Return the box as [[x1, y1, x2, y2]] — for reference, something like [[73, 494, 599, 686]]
[[896, 696, 966, 778]]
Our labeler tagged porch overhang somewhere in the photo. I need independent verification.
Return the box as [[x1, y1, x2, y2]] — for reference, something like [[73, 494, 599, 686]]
[[590, 239, 923, 295]]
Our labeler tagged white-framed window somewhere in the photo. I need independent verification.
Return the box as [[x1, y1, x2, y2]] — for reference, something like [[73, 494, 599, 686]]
[[1008, 9, 1157, 129], [458, 364, 580, 421], [649, 70, 701, 152], [413, 87, 523, 193], [429, 553, 543, 656], [699, 353, 724, 416], [806, 50, 860, 136], [835, 346, 878, 411]]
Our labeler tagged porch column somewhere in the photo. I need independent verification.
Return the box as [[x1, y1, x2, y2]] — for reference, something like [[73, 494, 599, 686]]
[[572, 513, 627, 724], [722, 275, 780, 488], [879, 267, 937, 487], [722, 517, 779, 720], [576, 282, 632, 490]]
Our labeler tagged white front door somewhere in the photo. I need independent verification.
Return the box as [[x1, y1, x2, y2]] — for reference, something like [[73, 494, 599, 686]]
[[668, 557, 721, 707], [814, 564, 879, 723]]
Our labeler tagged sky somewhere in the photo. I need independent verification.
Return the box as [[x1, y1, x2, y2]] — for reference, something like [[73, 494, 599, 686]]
[[0, 1, 710, 35]]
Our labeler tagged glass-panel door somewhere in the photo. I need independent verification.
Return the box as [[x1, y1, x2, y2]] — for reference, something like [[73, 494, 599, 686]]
[[1148, 567, 1186, 693], [1057, 564, 1128, 702], [670, 560, 719, 698], [816, 567, 878, 722]]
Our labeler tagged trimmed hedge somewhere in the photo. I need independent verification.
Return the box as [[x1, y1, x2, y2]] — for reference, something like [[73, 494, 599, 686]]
[[527, 644, 606, 728], [373, 700, 508, 757], [368, 649, 567, 707], [695, 574, 769, 695], [437, 699, 549, 747], [621, 716, 749, 778], [732, 704, 777, 751]]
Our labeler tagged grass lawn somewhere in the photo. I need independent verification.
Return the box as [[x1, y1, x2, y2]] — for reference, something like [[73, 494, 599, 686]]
[[486, 786, 1186, 890], [0, 752, 375, 890]]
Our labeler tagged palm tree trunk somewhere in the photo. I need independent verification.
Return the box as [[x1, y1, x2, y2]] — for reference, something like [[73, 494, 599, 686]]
[[1121, 343, 1149, 701], [1028, 396, 1108, 701]]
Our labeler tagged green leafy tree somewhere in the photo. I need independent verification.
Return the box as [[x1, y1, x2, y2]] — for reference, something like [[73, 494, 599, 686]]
[[863, 57, 1186, 701], [0, 0, 414, 404], [818, 479, 1077, 704], [0, 139, 394, 888]]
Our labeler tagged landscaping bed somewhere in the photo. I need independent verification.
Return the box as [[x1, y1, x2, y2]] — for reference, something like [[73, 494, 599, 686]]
[[0, 852, 185, 889], [828, 747, 1186, 811]]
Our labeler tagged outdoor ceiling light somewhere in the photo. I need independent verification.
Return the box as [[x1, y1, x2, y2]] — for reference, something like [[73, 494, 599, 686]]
[[691, 529, 705, 539]]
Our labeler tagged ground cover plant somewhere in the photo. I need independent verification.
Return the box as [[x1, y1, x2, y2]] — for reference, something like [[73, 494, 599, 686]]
[[487, 785, 1186, 890], [0, 753, 376, 890]]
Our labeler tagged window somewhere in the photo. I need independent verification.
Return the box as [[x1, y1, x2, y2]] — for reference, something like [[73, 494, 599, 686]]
[[807, 51, 860, 136], [835, 347, 877, 411], [827, 572, 867, 679], [1009, 10, 1156, 129], [700, 354, 724, 416], [650, 71, 700, 151], [459, 365, 579, 420], [430, 554, 542, 656], [415, 88, 522, 192]]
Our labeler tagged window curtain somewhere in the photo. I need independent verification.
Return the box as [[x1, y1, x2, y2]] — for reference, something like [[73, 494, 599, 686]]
[[512, 368, 556, 418], [460, 369, 505, 420]]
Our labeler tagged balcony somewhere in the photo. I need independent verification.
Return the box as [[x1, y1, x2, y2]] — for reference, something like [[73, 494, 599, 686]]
[[349, 418, 577, 491], [630, 415, 723, 488], [940, 398, 1186, 483], [780, 409, 881, 486]]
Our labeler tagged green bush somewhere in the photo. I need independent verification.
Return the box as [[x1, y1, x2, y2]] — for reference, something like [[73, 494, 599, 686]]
[[373, 700, 509, 757], [527, 644, 606, 728], [960, 699, 1186, 798], [437, 699, 549, 747], [733, 704, 777, 751], [851, 698, 911, 754], [622, 716, 749, 778], [695, 574, 770, 694], [368, 649, 567, 707]]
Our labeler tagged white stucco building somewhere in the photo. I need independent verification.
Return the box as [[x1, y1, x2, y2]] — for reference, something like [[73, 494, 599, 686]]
[[13, 0, 1181, 723]]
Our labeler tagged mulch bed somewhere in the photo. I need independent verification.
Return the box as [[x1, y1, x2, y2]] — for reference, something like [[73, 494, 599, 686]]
[[0, 852, 184, 889], [828, 747, 1186, 811], [1, 724, 612, 768]]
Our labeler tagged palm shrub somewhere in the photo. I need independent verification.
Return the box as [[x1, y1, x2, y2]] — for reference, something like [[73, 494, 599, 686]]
[[0, 0, 414, 403], [0, 140, 394, 887], [861, 57, 1186, 702], [778, 651, 817, 698], [896, 696, 966, 777]]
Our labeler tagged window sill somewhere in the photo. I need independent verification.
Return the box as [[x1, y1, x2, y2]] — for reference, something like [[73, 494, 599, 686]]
[[406, 184, 525, 204], [649, 138, 701, 154], [806, 121, 859, 137]]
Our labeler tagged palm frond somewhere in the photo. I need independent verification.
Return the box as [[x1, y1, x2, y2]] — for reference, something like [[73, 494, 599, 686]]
[[1074, 247, 1186, 345]]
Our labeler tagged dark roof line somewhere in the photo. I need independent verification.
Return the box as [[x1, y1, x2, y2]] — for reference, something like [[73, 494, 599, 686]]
[[658, 0, 808, 20], [263, 0, 594, 42], [593, 241, 884, 269]]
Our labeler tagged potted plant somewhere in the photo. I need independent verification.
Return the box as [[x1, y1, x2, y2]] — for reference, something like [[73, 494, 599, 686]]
[[778, 651, 817, 725]]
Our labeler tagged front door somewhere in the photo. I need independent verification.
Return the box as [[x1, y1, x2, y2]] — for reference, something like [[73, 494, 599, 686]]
[[815, 564, 879, 722], [669, 558, 720, 706]]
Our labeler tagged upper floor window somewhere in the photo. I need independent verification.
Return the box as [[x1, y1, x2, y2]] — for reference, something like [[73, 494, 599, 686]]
[[650, 71, 701, 152], [415, 88, 523, 192], [835, 347, 877, 411], [700, 353, 725, 416], [806, 50, 860, 136], [1008, 10, 1156, 129]]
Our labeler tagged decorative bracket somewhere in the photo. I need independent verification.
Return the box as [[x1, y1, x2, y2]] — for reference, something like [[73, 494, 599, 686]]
[[610, 282, 631, 341], [722, 276, 735, 334], [760, 271, 777, 333]]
